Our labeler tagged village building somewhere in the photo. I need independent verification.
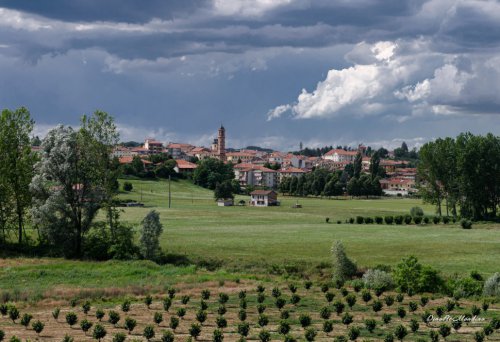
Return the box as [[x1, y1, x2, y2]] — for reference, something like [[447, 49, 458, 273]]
[[167, 143, 195, 159], [234, 163, 278, 188], [323, 149, 358, 162], [250, 190, 279, 206], [226, 151, 256, 163], [278, 167, 306, 182], [144, 139, 164, 154], [174, 159, 198, 174], [379, 177, 416, 196]]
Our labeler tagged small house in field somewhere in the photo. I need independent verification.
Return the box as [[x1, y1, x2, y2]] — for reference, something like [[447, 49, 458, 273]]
[[250, 190, 278, 207], [217, 198, 234, 206]]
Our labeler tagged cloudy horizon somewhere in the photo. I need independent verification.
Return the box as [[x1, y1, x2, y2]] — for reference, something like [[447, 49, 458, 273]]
[[1, 0, 499, 151]]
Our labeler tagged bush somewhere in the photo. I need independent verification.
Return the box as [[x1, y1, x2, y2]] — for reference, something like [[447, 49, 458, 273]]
[[346, 294, 357, 308], [362, 269, 394, 291], [333, 300, 345, 315], [356, 216, 364, 224], [213, 328, 224, 342], [375, 216, 383, 224], [21, 313, 33, 328], [404, 215, 412, 224], [347, 326, 360, 340], [414, 216, 422, 224], [483, 273, 500, 297], [80, 319, 93, 334], [113, 333, 126, 342], [384, 295, 394, 306], [8, 306, 19, 323], [217, 305, 227, 315], [382, 313, 392, 324], [365, 217, 374, 224], [384, 216, 394, 224], [290, 294, 301, 305], [365, 318, 377, 333], [280, 310, 290, 319], [361, 289, 372, 303], [394, 216, 403, 224], [216, 316, 227, 329], [394, 324, 407, 340], [304, 327, 317, 341], [169, 316, 179, 330], [278, 320, 291, 335], [258, 314, 269, 327], [410, 206, 424, 217], [108, 311, 120, 327], [320, 306, 331, 319], [93, 324, 107, 341], [461, 219, 473, 229], [125, 317, 137, 333], [258, 330, 271, 342], [32, 320, 44, 335], [372, 300, 383, 313], [123, 182, 133, 191], [349, 217, 355, 224], [121, 300, 131, 312], [423, 217, 430, 224], [257, 293, 265, 303], [442, 216, 450, 224], [238, 309, 246, 321], [342, 312, 353, 326], [432, 216, 441, 224], [305, 280, 313, 289], [161, 330, 175, 342], [95, 309, 104, 321], [299, 314, 312, 328], [323, 320, 334, 333], [65, 312, 78, 327], [189, 324, 201, 339], [237, 322, 250, 336]]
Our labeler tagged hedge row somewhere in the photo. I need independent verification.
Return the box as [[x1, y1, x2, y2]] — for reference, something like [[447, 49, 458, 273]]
[[346, 215, 460, 225]]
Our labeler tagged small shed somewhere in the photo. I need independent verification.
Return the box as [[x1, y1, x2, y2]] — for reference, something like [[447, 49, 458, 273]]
[[217, 198, 234, 206], [250, 190, 278, 207]]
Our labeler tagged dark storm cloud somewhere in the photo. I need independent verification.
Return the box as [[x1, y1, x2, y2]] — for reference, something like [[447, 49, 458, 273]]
[[0, 0, 498, 149], [0, 0, 210, 23]]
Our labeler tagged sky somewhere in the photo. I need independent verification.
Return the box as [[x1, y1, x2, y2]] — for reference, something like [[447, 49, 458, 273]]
[[0, 0, 499, 151]]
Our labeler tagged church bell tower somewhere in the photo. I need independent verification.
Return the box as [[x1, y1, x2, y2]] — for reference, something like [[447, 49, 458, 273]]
[[218, 125, 226, 161]]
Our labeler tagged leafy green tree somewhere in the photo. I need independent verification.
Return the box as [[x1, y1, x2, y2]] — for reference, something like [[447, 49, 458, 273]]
[[139, 210, 163, 260], [214, 180, 234, 200], [331, 240, 357, 283], [353, 152, 362, 179], [0, 107, 36, 244], [193, 158, 234, 190], [31, 118, 118, 257]]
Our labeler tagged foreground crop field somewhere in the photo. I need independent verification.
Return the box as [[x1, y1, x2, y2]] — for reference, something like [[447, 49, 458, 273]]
[[114, 179, 500, 276], [0, 279, 498, 341]]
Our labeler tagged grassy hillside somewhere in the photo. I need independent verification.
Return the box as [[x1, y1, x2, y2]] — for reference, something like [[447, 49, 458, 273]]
[[113, 179, 500, 276]]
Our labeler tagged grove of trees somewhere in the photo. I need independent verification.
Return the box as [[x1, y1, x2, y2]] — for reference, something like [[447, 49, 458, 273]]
[[418, 133, 499, 220], [0, 107, 164, 261]]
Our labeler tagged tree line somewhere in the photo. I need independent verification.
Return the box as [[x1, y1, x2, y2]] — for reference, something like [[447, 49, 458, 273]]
[[418, 133, 499, 220], [0, 107, 165, 260], [279, 152, 383, 197]]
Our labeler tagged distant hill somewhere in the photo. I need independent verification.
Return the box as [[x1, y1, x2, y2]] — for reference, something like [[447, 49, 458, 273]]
[[243, 146, 274, 153]]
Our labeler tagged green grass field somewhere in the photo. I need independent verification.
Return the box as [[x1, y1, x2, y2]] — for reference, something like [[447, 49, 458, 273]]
[[112, 178, 500, 276]]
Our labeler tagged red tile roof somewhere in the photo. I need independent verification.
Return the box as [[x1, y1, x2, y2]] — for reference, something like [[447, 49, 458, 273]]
[[250, 190, 277, 195], [324, 149, 358, 156], [175, 159, 197, 169]]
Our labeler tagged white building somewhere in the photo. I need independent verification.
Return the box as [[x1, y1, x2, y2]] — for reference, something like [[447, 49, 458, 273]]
[[323, 149, 358, 162]]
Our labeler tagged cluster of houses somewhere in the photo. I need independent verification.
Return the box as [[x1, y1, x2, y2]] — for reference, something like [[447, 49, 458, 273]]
[[110, 126, 417, 203]]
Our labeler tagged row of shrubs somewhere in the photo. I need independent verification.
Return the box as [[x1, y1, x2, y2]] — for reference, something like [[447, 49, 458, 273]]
[[337, 215, 472, 228]]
